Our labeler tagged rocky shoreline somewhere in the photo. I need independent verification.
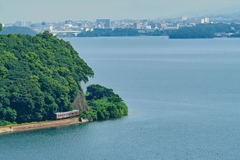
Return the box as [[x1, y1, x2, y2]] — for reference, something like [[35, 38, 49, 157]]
[[0, 118, 89, 134]]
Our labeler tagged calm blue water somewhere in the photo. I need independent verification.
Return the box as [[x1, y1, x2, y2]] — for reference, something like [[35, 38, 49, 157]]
[[1, 37, 240, 160]]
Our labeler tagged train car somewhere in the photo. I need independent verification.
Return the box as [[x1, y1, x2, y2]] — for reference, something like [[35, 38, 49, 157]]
[[54, 110, 80, 120]]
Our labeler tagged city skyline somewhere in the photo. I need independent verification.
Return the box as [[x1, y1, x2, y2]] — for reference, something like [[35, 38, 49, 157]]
[[1, 0, 240, 23]]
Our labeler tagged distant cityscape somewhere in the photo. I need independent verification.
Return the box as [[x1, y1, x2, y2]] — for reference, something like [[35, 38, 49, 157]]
[[2, 15, 240, 37]]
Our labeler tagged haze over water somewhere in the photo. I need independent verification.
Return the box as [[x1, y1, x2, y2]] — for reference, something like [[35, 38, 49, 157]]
[[1, 37, 240, 159], [1, 0, 240, 23]]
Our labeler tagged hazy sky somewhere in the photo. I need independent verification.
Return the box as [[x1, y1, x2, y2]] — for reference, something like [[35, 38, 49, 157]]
[[1, 0, 240, 23]]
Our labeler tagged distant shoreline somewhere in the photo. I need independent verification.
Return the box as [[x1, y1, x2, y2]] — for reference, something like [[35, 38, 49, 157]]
[[0, 118, 89, 134], [61, 35, 237, 39]]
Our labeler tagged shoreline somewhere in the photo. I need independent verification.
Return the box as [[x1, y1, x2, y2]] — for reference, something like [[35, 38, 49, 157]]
[[0, 118, 89, 134]]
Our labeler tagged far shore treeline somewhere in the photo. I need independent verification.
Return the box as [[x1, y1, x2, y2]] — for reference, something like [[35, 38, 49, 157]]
[[168, 23, 240, 38], [79, 23, 240, 38], [0, 26, 36, 36], [0, 24, 128, 126], [77, 28, 165, 37], [2, 23, 240, 39]]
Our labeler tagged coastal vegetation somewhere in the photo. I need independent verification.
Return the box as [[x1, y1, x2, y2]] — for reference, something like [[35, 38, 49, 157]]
[[0, 120, 16, 126], [0, 26, 36, 36], [4, 23, 240, 40], [168, 26, 214, 38], [0, 30, 94, 124], [78, 23, 240, 38], [77, 28, 166, 37], [78, 28, 140, 37], [169, 23, 240, 39], [0, 24, 128, 127], [79, 84, 128, 121]]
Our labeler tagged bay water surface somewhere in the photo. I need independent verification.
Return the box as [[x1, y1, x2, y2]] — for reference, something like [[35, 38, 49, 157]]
[[0, 37, 240, 159]]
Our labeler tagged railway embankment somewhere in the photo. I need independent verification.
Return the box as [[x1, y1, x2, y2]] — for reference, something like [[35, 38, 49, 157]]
[[0, 118, 89, 134]]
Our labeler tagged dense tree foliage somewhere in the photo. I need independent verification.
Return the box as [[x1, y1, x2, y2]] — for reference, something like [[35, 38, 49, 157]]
[[196, 23, 240, 33], [169, 26, 214, 39], [169, 23, 240, 39], [0, 24, 2, 32], [111, 28, 139, 36], [79, 84, 128, 121], [0, 120, 15, 126], [0, 31, 94, 123], [143, 30, 166, 36], [78, 28, 140, 37], [0, 26, 37, 36]]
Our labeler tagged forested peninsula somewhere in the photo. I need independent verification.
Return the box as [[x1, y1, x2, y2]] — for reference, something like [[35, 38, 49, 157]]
[[169, 23, 240, 39], [0, 24, 128, 126]]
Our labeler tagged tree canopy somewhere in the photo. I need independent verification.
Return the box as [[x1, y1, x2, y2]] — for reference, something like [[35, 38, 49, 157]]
[[80, 84, 128, 121], [78, 28, 140, 37], [0, 31, 94, 124], [0, 26, 36, 36], [168, 23, 240, 39], [169, 25, 214, 39]]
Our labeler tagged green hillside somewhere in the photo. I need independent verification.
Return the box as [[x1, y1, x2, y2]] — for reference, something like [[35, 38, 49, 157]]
[[80, 84, 128, 121], [0, 31, 94, 123], [0, 26, 37, 36]]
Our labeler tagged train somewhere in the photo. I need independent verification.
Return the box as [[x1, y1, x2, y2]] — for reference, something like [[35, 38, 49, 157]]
[[54, 110, 80, 120]]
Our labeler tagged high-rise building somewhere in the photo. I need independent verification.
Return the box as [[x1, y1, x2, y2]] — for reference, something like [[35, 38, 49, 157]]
[[204, 18, 210, 23], [201, 18, 210, 24], [134, 22, 141, 29], [96, 19, 110, 28], [15, 21, 31, 27]]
